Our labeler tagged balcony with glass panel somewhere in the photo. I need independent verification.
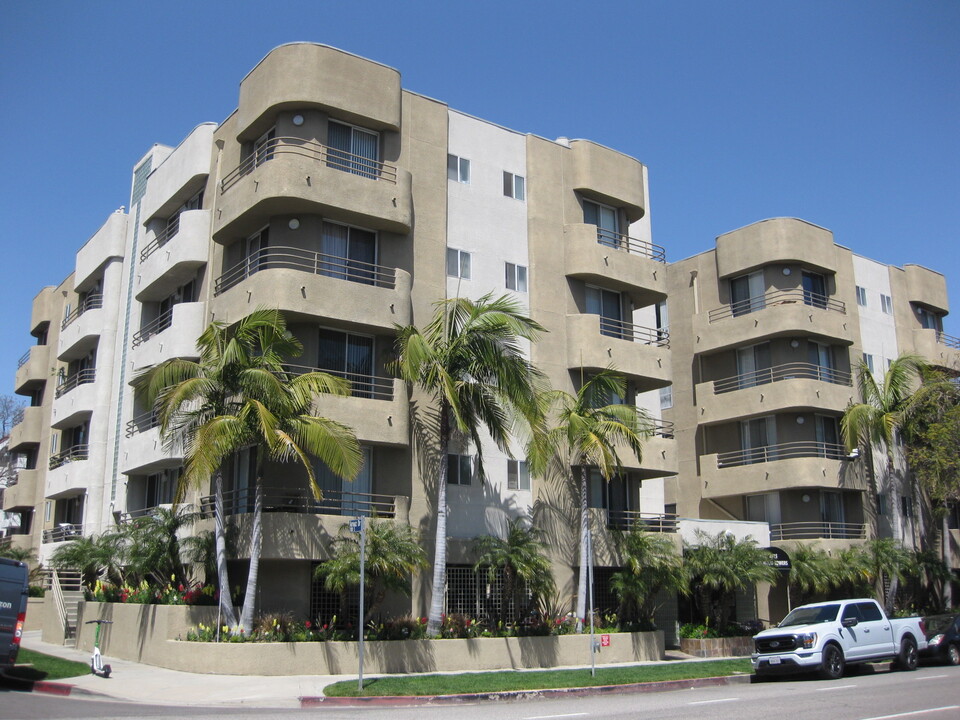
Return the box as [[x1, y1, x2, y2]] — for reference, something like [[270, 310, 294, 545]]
[[136, 209, 210, 301], [564, 223, 666, 304], [565, 313, 670, 392], [214, 137, 412, 239]]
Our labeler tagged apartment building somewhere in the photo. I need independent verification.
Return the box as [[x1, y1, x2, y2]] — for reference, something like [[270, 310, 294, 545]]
[[665, 218, 960, 619]]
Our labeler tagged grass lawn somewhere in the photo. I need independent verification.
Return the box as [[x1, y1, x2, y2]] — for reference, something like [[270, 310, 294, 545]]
[[2, 648, 90, 682], [323, 658, 753, 697]]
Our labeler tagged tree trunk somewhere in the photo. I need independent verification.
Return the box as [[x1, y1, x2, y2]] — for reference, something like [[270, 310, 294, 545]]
[[213, 471, 238, 629], [239, 481, 263, 635], [944, 512, 953, 609], [576, 464, 589, 633], [426, 407, 450, 636]]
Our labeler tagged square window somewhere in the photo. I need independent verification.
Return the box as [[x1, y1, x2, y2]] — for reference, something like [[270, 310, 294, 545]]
[[856, 286, 867, 306], [505, 262, 527, 292], [880, 294, 893, 314], [446, 248, 471, 279], [507, 459, 530, 491], [447, 154, 470, 183], [503, 171, 525, 200], [447, 454, 472, 485]]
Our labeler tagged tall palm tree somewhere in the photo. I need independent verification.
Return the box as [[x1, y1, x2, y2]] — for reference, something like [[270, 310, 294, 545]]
[[610, 529, 687, 628], [472, 519, 556, 625], [123, 506, 199, 588], [533, 369, 649, 631], [139, 307, 362, 633], [393, 293, 545, 636], [787, 543, 837, 607]]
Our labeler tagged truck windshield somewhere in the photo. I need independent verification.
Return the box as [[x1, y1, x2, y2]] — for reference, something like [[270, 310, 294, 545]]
[[779, 604, 840, 627]]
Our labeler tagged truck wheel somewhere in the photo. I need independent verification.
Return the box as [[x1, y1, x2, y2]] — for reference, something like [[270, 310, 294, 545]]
[[895, 637, 918, 671], [946, 643, 959, 666], [819, 644, 845, 680]]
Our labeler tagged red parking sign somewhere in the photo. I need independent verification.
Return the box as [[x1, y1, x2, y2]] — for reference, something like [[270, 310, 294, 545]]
[[600, 634, 610, 647]]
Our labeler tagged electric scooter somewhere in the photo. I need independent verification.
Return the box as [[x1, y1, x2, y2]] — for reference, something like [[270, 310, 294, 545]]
[[85, 619, 113, 678]]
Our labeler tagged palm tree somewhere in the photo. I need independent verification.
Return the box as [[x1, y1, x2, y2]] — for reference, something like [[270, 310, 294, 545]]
[[50, 531, 129, 591], [393, 293, 545, 636], [314, 520, 428, 628], [472, 519, 556, 625], [139, 307, 362, 633], [787, 543, 837, 607], [533, 369, 649, 631], [683, 530, 778, 630], [858, 537, 912, 610], [123, 506, 199, 588], [610, 529, 687, 628]]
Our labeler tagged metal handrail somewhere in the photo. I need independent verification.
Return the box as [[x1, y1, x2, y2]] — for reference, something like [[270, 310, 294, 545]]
[[43, 523, 85, 543], [125, 409, 160, 437], [140, 216, 180, 262], [708, 289, 846, 323], [61, 294, 104, 330], [214, 246, 397, 296], [770, 521, 866, 541], [637, 417, 676, 439], [49, 444, 90, 470], [594, 228, 667, 263], [200, 486, 398, 519], [607, 511, 678, 533], [220, 136, 398, 193], [596, 316, 670, 347], [713, 362, 853, 394], [17, 349, 30, 368], [55, 368, 96, 398], [50, 569, 69, 638], [12, 407, 25, 426], [937, 331, 960, 350], [282, 365, 396, 401], [716, 440, 848, 468], [131, 309, 174, 347]]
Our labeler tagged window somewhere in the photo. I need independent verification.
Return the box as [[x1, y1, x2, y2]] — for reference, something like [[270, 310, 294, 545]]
[[447, 454, 472, 485], [802, 271, 828, 309], [740, 416, 776, 464], [863, 353, 875, 374], [446, 248, 471, 279], [253, 127, 276, 167], [877, 492, 887, 516], [320, 222, 377, 285], [505, 262, 527, 292], [318, 328, 374, 397], [659, 385, 673, 410], [328, 120, 379, 178], [880, 294, 893, 314], [856, 286, 867, 306], [44, 500, 51, 523], [447, 154, 470, 183], [507, 459, 530, 491], [585, 285, 624, 338], [246, 226, 269, 274], [737, 342, 772, 389], [583, 199, 620, 247], [916, 306, 942, 331], [730, 271, 766, 316], [901, 495, 914, 519], [503, 171, 525, 200]]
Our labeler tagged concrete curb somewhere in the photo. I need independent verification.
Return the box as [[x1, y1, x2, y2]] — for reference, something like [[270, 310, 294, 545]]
[[301, 673, 752, 707]]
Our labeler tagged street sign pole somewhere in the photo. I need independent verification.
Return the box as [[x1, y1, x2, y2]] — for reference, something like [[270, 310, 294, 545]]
[[588, 525, 597, 677], [351, 516, 366, 693]]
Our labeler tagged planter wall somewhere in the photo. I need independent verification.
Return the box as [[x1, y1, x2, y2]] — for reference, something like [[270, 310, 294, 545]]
[[72, 601, 664, 676], [679, 636, 754, 658]]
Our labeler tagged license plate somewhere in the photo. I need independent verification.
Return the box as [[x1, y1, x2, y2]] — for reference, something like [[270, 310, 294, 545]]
[[768, 656, 781, 665]]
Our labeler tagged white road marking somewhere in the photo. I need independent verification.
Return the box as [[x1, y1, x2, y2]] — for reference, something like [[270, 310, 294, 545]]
[[859, 706, 960, 720], [688, 697, 740, 705], [524, 714, 588, 720], [816, 683, 858, 691], [913, 674, 948, 680]]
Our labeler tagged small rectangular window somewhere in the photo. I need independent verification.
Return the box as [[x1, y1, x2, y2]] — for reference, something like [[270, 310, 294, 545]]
[[659, 385, 673, 410], [901, 495, 914, 519], [44, 500, 52, 522], [856, 286, 867, 306], [880, 294, 893, 314], [863, 353, 875, 374], [503, 171, 525, 200], [507, 459, 530, 491], [447, 454, 472, 485], [505, 262, 528, 292], [877, 492, 887, 516], [447, 154, 470, 183], [446, 248, 471, 279]]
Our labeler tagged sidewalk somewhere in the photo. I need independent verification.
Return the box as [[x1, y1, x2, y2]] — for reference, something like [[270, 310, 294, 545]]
[[13, 631, 744, 708]]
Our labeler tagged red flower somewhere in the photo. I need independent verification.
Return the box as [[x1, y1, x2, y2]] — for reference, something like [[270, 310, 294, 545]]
[[305, 621, 312, 629], [178, 584, 185, 592], [323, 624, 328, 630]]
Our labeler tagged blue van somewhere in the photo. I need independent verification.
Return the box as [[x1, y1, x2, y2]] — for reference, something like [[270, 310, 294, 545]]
[[0, 556, 29, 668]]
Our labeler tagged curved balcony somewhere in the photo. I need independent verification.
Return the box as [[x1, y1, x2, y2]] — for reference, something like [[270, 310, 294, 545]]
[[214, 137, 412, 239], [210, 247, 411, 331], [51, 370, 97, 429], [15, 345, 50, 393], [607, 511, 679, 533], [701, 441, 863, 499], [59, 294, 103, 360], [140, 123, 215, 222], [120, 414, 180, 476], [910, 328, 960, 370], [284, 365, 408, 447], [30, 287, 57, 337], [43, 523, 86, 544], [565, 314, 670, 392], [903, 264, 948, 313], [715, 218, 837, 279], [564, 223, 666, 306], [136, 209, 211, 301], [696, 289, 853, 353], [2, 469, 37, 511], [614, 419, 677, 478], [9, 406, 43, 451], [770, 521, 866, 542], [697, 362, 855, 424], [76, 212, 126, 289], [129, 302, 205, 371], [567, 140, 645, 222]]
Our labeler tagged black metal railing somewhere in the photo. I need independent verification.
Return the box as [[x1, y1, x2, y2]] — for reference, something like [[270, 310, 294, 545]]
[[54, 368, 96, 398], [708, 289, 846, 323], [595, 316, 670, 347], [770, 521, 866, 541], [937, 331, 960, 350], [12, 407, 25, 427], [594, 228, 666, 263], [42, 523, 84, 543], [716, 440, 848, 468], [125, 409, 160, 437], [131, 310, 174, 347], [61, 294, 104, 330], [214, 246, 397, 296], [140, 216, 181, 262], [200, 486, 398, 519], [49, 444, 90, 470], [17, 349, 31, 368], [281, 365, 396, 401], [712, 362, 852, 394], [219, 137, 398, 193], [607, 511, 678, 533]]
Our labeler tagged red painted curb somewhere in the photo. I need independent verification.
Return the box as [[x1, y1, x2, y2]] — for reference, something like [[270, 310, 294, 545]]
[[31, 681, 75, 696]]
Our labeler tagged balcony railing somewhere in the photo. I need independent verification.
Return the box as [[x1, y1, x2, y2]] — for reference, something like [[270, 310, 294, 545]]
[[644, 418, 675, 439], [140, 216, 180, 262], [596, 317, 670, 347], [43, 523, 84, 543], [55, 368, 96, 398], [937, 331, 960, 350], [49, 444, 89, 470], [716, 440, 848, 468], [770, 521, 866, 541], [117, 504, 174, 524], [12, 407, 25, 426], [200, 486, 398, 519], [595, 228, 666, 263], [607, 511, 678, 533], [17, 349, 30, 368], [713, 362, 852, 394], [125, 409, 160, 437], [61, 293, 104, 330], [708, 289, 846, 323], [282, 365, 395, 401], [131, 310, 174, 348], [214, 246, 398, 297], [219, 136, 399, 193]]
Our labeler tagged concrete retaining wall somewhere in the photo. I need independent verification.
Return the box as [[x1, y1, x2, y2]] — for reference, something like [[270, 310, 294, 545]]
[[72, 601, 664, 675], [679, 636, 753, 658]]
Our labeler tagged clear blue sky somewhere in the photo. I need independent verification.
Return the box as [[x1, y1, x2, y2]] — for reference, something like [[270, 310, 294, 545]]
[[2, 1, 958, 387]]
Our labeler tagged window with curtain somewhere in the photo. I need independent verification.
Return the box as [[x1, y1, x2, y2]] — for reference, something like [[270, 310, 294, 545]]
[[320, 222, 377, 284], [327, 121, 379, 179], [802, 271, 828, 309], [585, 285, 624, 338], [583, 199, 620, 248], [730, 271, 765, 317], [317, 328, 374, 398]]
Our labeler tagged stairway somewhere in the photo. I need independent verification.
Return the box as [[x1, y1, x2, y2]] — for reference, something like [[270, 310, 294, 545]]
[[49, 569, 84, 644]]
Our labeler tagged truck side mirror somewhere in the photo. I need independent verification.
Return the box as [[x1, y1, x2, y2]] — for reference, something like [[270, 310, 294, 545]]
[[842, 616, 859, 628]]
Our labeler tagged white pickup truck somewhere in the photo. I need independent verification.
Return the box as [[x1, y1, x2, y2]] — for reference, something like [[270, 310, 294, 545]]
[[752, 598, 927, 680]]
